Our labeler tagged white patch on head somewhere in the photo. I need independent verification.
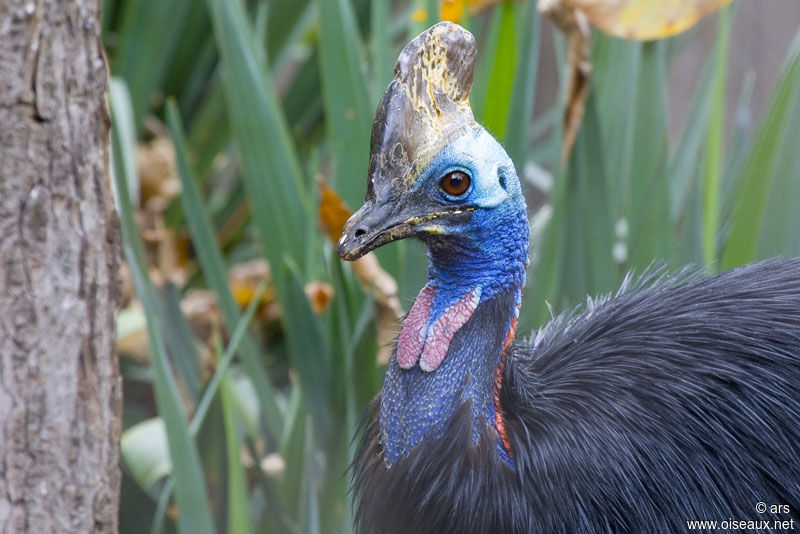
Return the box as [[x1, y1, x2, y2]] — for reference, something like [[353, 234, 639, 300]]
[[441, 128, 515, 209]]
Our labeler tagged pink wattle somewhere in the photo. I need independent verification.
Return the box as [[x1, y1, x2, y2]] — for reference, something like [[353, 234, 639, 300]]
[[396, 285, 437, 369], [419, 287, 481, 372]]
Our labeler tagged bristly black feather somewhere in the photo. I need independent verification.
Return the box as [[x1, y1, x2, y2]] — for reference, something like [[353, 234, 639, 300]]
[[353, 400, 530, 534], [353, 259, 800, 533], [353, 289, 528, 533]]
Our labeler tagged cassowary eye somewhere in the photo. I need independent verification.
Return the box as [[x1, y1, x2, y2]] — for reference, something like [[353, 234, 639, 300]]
[[439, 171, 471, 198]]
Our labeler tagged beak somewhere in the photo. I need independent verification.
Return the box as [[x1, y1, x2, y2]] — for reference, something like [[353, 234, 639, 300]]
[[337, 198, 416, 261], [339, 22, 479, 261], [337, 196, 475, 261]]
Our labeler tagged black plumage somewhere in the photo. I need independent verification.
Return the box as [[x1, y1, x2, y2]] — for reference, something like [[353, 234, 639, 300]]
[[353, 262, 800, 533], [338, 21, 800, 533]]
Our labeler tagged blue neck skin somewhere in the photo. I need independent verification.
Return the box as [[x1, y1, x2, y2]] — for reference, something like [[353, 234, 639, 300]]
[[379, 193, 529, 467]]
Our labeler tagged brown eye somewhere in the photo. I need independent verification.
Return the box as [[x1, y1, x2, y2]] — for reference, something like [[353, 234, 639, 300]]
[[439, 171, 471, 197]]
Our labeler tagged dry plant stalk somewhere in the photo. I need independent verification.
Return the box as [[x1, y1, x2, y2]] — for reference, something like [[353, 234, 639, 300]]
[[539, 0, 592, 166], [539, 0, 732, 164], [318, 177, 404, 364]]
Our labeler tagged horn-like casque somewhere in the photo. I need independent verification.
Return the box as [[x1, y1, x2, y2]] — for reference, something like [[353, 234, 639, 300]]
[[366, 22, 478, 201]]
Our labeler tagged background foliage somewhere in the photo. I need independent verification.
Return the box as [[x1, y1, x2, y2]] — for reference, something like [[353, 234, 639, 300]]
[[104, 0, 800, 532]]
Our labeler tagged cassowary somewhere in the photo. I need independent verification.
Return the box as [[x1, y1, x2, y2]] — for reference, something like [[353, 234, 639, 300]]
[[337, 22, 800, 533]]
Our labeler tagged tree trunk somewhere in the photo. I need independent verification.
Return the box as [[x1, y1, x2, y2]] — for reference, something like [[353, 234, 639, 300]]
[[0, 0, 122, 532]]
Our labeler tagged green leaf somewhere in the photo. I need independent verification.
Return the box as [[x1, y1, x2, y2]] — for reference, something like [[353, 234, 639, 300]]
[[208, 0, 311, 276], [527, 97, 615, 319], [228, 371, 263, 440], [505, 1, 541, 167], [221, 376, 251, 534], [161, 284, 202, 402], [371, 0, 393, 100], [757, 76, 800, 258], [626, 42, 671, 269], [112, 0, 192, 128], [266, 0, 313, 65], [525, 172, 568, 327], [121, 418, 172, 490], [298, 419, 321, 534], [721, 29, 800, 269], [110, 79, 214, 534], [336, 262, 378, 410], [190, 279, 269, 437], [701, 7, 732, 266], [108, 79, 139, 209], [317, 0, 374, 207], [166, 100, 284, 441], [482, 2, 517, 140], [186, 79, 230, 180], [591, 35, 640, 216], [567, 97, 615, 296], [280, 259, 332, 439], [668, 37, 715, 266], [163, 1, 217, 113], [471, 6, 502, 123], [276, 385, 306, 520], [150, 275, 269, 534], [722, 72, 756, 191], [280, 50, 325, 143]]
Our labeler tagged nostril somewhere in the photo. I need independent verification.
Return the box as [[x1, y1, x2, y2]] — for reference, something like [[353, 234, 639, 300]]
[[354, 228, 366, 238]]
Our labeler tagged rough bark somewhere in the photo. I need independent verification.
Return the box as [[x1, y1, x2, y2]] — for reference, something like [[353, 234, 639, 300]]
[[0, 0, 122, 532]]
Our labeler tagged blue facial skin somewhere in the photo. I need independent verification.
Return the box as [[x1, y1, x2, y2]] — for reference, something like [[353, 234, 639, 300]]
[[379, 127, 530, 467]]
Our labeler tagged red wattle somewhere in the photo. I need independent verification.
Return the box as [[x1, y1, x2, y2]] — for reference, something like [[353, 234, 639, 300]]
[[397, 285, 437, 369], [419, 287, 481, 372]]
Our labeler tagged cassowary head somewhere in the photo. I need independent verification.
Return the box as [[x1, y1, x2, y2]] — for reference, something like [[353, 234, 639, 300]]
[[338, 21, 529, 466], [340, 20, 800, 534], [337, 22, 528, 287]]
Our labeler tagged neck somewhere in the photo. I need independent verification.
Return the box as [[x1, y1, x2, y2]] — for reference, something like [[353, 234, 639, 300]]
[[379, 201, 528, 467], [426, 205, 528, 300]]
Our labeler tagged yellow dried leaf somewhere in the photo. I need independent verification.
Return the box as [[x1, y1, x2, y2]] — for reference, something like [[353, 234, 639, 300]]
[[440, 0, 521, 23], [228, 259, 276, 315], [565, 0, 733, 41], [317, 176, 353, 242], [230, 283, 276, 309], [411, 7, 428, 22], [440, 0, 466, 21], [304, 281, 335, 315]]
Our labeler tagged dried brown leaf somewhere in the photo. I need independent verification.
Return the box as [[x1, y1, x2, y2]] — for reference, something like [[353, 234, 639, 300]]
[[539, 0, 592, 165], [317, 178, 405, 363], [318, 175, 353, 242], [304, 281, 335, 315], [228, 258, 279, 322], [137, 137, 180, 212], [540, 0, 730, 163], [566, 0, 733, 41]]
